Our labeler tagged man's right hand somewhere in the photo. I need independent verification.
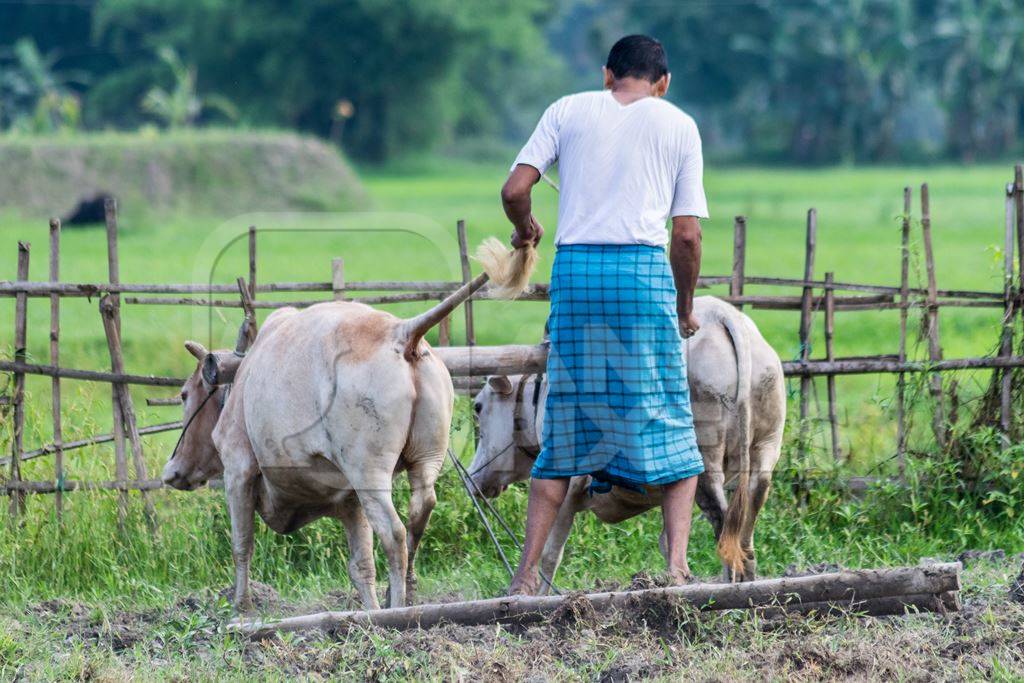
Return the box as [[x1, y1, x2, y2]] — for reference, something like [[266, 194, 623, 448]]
[[680, 312, 700, 338], [511, 215, 544, 249]]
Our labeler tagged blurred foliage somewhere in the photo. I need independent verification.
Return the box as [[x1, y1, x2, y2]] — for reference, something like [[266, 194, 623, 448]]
[[1, 0, 1023, 162], [89, 0, 562, 161], [0, 38, 84, 134], [140, 46, 236, 128]]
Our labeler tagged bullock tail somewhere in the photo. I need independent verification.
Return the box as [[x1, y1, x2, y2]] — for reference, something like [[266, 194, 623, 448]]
[[715, 304, 753, 580], [398, 242, 537, 360], [475, 238, 538, 300]]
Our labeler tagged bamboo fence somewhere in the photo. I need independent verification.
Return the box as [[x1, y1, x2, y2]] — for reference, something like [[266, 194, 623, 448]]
[[1, 167, 1023, 519]]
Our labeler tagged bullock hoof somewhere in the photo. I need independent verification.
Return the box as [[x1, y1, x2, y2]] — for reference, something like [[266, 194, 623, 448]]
[[508, 573, 541, 597], [234, 597, 255, 615], [668, 568, 693, 586]]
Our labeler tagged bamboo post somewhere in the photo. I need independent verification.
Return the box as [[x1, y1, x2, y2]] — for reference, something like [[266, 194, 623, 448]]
[[8, 242, 30, 519], [896, 188, 911, 478], [438, 299, 451, 346], [248, 226, 257, 300], [1001, 183, 1016, 443], [798, 209, 817, 459], [824, 272, 840, 461], [331, 258, 345, 301], [104, 199, 130, 524], [920, 184, 945, 449], [1015, 165, 1023, 302], [457, 219, 475, 345], [731, 216, 747, 310], [100, 296, 156, 528], [49, 219, 64, 519]]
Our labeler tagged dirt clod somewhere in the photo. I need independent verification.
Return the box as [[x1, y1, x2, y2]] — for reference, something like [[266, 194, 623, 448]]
[[784, 562, 842, 577], [957, 549, 1006, 566], [1011, 563, 1024, 604], [548, 592, 598, 630]]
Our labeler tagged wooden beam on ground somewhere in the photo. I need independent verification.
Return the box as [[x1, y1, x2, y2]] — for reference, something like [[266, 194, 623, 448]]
[[230, 563, 961, 637]]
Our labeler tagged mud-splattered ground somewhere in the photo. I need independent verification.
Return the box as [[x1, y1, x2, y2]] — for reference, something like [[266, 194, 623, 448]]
[[4, 557, 1024, 681]]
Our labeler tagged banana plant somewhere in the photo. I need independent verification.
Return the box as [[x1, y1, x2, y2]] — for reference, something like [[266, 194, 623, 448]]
[[141, 46, 238, 128]]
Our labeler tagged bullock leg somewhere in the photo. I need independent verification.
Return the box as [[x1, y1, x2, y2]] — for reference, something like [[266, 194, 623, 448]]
[[537, 477, 587, 594], [224, 468, 258, 613], [352, 471, 408, 609], [336, 494, 379, 609], [404, 458, 442, 602], [694, 472, 728, 542], [694, 460, 732, 581], [739, 447, 777, 581]]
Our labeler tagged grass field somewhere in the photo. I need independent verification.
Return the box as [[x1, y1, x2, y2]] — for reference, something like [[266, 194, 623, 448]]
[[1, 160, 1023, 678]]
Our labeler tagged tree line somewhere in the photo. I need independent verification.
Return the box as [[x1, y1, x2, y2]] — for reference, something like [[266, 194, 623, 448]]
[[1, 0, 1022, 164]]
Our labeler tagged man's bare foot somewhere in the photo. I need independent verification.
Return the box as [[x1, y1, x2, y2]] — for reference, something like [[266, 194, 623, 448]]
[[508, 570, 541, 596], [668, 566, 693, 585]]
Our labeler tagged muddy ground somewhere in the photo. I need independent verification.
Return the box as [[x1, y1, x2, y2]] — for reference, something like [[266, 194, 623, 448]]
[[5, 556, 1024, 681]]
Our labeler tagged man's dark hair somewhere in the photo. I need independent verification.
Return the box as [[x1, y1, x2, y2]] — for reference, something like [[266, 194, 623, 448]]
[[605, 35, 668, 82]]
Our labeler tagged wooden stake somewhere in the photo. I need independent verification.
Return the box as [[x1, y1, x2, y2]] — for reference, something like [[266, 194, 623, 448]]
[[104, 199, 130, 525], [231, 563, 961, 636], [1001, 182, 1016, 443], [731, 216, 747, 310], [1015, 165, 1023, 300], [438, 297, 451, 346], [49, 219, 64, 519], [824, 272, 840, 461], [331, 257, 345, 301], [920, 184, 945, 449], [897, 187, 911, 478], [248, 226, 257, 300], [9, 242, 29, 519], [457, 219, 475, 345], [100, 296, 156, 528], [798, 209, 817, 460]]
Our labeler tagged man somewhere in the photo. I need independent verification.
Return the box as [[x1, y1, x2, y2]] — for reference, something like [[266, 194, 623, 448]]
[[500, 34, 707, 594]]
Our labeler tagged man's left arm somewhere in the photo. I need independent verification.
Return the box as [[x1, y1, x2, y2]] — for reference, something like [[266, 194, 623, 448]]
[[670, 216, 702, 338]]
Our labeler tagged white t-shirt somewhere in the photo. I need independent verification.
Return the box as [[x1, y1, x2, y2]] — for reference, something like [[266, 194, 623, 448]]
[[512, 90, 708, 246]]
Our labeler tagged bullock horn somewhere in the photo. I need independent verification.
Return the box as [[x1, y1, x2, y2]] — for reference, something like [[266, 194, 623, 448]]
[[235, 277, 257, 355], [185, 340, 208, 360]]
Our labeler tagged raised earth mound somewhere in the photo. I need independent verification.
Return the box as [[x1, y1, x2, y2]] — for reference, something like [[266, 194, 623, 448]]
[[0, 130, 366, 220]]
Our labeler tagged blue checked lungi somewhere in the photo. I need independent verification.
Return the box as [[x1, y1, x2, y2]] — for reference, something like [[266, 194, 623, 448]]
[[532, 244, 704, 490]]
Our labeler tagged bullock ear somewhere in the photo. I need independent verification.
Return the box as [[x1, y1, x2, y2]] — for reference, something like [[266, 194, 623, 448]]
[[201, 354, 220, 389], [184, 340, 208, 360], [487, 375, 514, 396]]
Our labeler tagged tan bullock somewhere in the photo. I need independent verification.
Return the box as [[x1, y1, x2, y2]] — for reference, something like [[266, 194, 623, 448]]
[[162, 243, 534, 612]]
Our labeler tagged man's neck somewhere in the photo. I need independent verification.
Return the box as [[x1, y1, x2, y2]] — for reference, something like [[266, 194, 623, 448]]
[[608, 77, 657, 105]]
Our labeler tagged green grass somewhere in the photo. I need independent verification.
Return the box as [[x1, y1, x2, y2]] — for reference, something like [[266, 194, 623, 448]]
[[0, 160, 1022, 618]]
